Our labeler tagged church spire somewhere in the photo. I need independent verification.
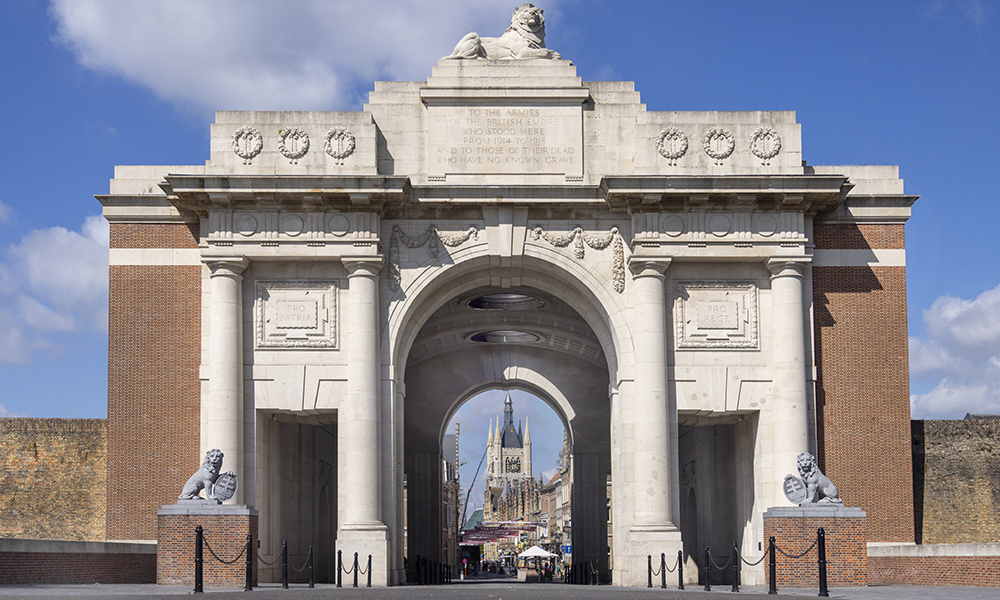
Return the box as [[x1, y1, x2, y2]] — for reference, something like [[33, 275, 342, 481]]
[[524, 417, 531, 443], [503, 392, 514, 429], [488, 418, 494, 444]]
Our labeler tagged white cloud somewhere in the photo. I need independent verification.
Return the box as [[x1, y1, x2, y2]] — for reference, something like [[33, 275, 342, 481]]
[[50, 0, 562, 112], [0, 404, 29, 418], [910, 283, 1000, 418], [0, 216, 109, 364]]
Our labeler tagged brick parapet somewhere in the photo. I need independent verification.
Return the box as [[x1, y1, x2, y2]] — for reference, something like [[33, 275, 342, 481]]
[[813, 223, 904, 250], [869, 556, 1000, 586], [812, 257, 914, 543], [157, 508, 258, 586], [763, 511, 867, 588], [0, 552, 155, 584], [110, 223, 200, 249]]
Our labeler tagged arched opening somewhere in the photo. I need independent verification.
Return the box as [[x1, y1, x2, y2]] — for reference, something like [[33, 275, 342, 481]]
[[400, 284, 613, 583]]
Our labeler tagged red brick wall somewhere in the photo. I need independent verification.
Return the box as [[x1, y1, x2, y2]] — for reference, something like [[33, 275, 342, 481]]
[[0, 551, 155, 584], [869, 556, 1000, 586], [813, 222, 914, 543], [763, 515, 867, 587], [157, 512, 258, 586], [0, 419, 106, 541], [107, 222, 202, 541]]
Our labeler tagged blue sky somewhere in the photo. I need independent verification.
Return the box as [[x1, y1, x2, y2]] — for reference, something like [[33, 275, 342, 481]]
[[1, 1, 998, 495]]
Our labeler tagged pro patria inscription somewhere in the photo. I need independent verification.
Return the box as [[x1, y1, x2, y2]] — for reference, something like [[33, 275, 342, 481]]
[[275, 301, 317, 329], [426, 105, 583, 178]]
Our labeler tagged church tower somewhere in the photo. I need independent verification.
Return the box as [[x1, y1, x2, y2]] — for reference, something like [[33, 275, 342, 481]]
[[484, 393, 535, 521]]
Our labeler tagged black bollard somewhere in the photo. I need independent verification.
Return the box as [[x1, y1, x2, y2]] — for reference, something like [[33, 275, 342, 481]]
[[818, 528, 829, 597], [367, 554, 372, 588], [353, 552, 359, 588], [678, 550, 684, 590], [661, 553, 667, 589], [703, 547, 711, 591], [281, 540, 288, 590], [308, 545, 314, 589], [768, 536, 777, 595], [732, 543, 740, 593], [337, 550, 343, 588], [194, 525, 204, 594], [244, 533, 253, 592], [648, 555, 653, 588]]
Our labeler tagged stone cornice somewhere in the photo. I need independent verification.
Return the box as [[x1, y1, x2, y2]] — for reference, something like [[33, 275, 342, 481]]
[[160, 175, 411, 216], [600, 175, 852, 214]]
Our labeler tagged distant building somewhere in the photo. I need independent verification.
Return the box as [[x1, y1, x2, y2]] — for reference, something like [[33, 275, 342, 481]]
[[483, 394, 540, 523]]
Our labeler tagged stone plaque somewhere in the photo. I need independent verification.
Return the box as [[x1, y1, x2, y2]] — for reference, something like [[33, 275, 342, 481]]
[[213, 473, 238, 502], [783, 474, 807, 505], [256, 281, 338, 348], [426, 105, 583, 177], [675, 281, 758, 349], [697, 301, 739, 330]]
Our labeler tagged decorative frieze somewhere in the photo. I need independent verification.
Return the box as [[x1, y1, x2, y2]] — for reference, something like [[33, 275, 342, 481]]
[[255, 281, 338, 348], [674, 281, 759, 349], [530, 226, 625, 293], [387, 225, 479, 291]]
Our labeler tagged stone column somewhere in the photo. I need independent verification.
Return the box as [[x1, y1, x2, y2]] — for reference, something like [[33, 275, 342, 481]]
[[342, 257, 385, 529], [204, 257, 249, 505], [767, 257, 811, 503], [628, 256, 673, 529]]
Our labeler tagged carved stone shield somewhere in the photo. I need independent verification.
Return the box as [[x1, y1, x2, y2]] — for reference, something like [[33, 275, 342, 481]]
[[213, 473, 238, 502], [783, 474, 807, 505]]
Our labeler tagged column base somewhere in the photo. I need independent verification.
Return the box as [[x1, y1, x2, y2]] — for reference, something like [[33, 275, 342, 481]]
[[622, 526, 683, 587], [336, 526, 392, 586], [157, 504, 257, 587]]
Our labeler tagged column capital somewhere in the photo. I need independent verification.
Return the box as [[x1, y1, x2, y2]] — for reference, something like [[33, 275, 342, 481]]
[[203, 256, 249, 277], [766, 256, 810, 279], [628, 255, 671, 279], [343, 256, 384, 278]]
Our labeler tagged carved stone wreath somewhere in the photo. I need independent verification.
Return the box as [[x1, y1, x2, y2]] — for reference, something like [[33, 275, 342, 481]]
[[324, 128, 356, 165], [530, 226, 626, 293], [232, 127, 263, 165], [703, 127, 735, 165], [656, 127, 688, 166], [749, 127, 781, 165], [277, 128, 310, 163], [388, 225, 480, 291]]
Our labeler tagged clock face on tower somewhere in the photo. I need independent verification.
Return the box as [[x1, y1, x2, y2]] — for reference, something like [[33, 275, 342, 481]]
[[505, 457, 521, 473]]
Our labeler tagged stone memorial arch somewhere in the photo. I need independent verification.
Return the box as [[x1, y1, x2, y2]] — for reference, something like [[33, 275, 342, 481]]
[[100, 7, 915, 587]]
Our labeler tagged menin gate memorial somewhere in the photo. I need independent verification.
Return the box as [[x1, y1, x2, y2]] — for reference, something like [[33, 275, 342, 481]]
[[99, 4, 916, 586]]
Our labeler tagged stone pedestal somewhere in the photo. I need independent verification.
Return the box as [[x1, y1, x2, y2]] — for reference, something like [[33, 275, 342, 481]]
[[157, 504, 258, 587], [763, 506, 867, 588]]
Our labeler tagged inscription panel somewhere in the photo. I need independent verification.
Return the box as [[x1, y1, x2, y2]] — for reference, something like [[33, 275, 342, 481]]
[[426, 105, 583, 177], [256, 281, 338, 348], [675, 281, 759, 349]]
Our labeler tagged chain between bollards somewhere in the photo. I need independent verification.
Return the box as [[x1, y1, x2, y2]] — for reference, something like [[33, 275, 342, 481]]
[[818, 528, 829, 597], [194, 525, 204, 594]]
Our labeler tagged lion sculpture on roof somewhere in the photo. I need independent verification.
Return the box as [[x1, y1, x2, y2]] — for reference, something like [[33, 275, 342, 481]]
[[444, 3, 562, 60]]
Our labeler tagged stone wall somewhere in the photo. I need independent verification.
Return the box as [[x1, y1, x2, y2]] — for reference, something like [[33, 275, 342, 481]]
[[912, 419, 1000, 544], [0, 419, 106, 541], [812, 222, 914, 543], [107, 222, 202, 541]]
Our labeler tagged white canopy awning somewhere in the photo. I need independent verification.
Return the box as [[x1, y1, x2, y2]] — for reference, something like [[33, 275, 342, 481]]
[[518, 545, 556, 558]]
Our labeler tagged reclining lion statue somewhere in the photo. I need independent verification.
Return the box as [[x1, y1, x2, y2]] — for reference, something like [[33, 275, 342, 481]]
[[444, 3, 562, 60]]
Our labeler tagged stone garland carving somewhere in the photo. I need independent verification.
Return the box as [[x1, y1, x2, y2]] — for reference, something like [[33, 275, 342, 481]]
[[388, 225, 480, 291], [703, 127, 735, 165], [656, 127, 688, 166], [324, 128, 356, 165], [530, 226, 625, 293], [277, 128, 310, 163], [749, 127, 781, 165], [232, 127, 264, 165]]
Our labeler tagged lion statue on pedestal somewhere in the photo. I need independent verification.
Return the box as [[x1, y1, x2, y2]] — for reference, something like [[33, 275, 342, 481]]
[[179, 449, 234, 502], [444, 3, 562, 60], [797, 452, 843, 505]]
